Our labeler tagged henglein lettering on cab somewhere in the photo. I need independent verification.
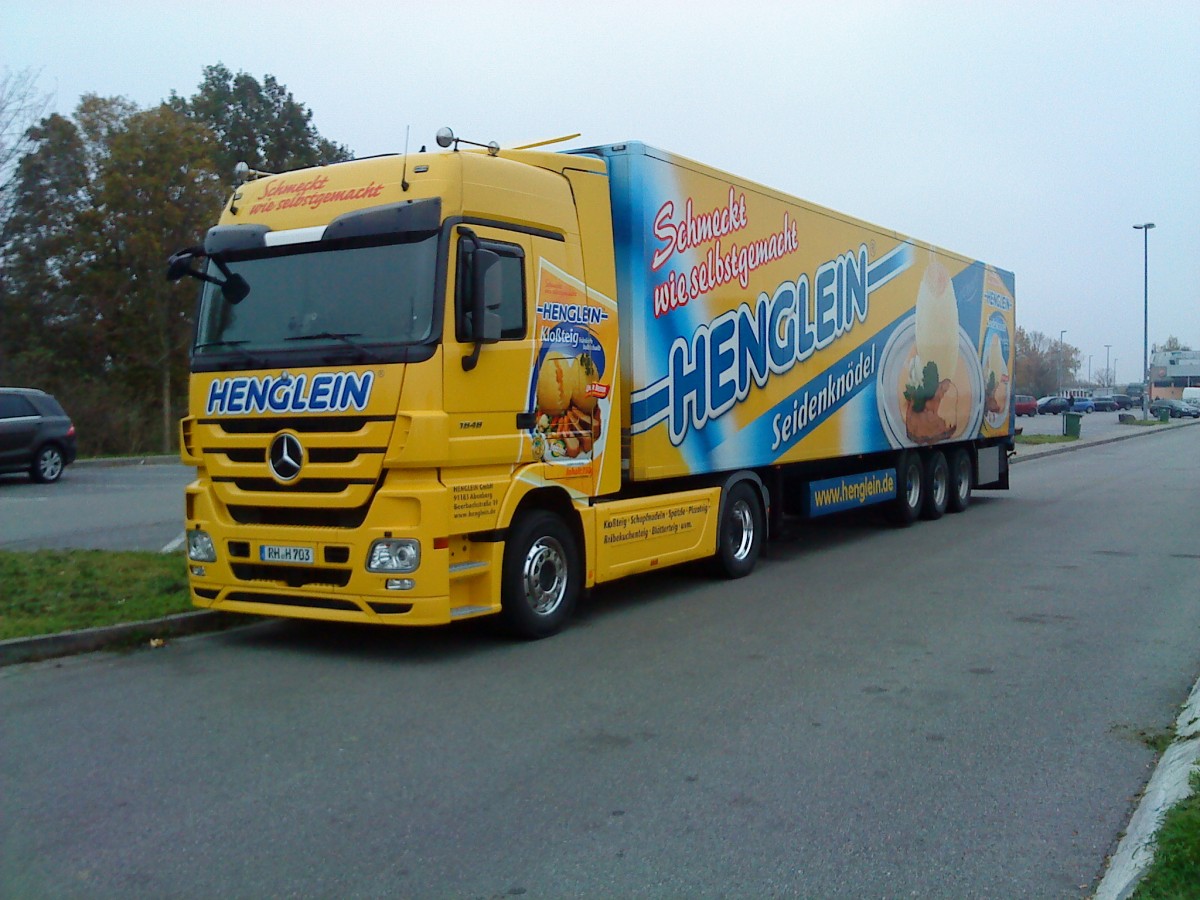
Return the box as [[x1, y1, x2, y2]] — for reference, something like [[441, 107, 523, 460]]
[[206, 371, 374, 416]]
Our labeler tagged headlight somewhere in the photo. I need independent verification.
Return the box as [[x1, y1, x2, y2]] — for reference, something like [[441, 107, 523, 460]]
[[367, 539, 420, 573], [187, 530, 217, 563]]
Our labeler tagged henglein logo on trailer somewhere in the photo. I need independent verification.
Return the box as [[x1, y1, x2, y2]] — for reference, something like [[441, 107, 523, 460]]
[[205, 371, 374, 416]]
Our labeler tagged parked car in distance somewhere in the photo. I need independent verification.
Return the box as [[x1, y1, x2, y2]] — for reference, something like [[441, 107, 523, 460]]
[[1071, 397, 1096, 413], [1037, 396, 1071, 414], [1148, 398, 1200, 419], [0, 387, 78, 482], [1183, 397, 1200, 412], [1109, 393, 1134, 410], [1091, 396, 1118, 412], [1014, 394, 1037, 417]]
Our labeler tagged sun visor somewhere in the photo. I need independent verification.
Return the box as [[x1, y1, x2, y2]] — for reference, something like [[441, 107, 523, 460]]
[[323, 198, 442, 242], [205, 224, 271, 256]]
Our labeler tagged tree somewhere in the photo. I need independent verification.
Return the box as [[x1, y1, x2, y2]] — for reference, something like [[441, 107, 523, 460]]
[[2, 97, 224, 453], [0, 68, 50, 219], [1, 67, 353, 455], [1155, 335, 1192, 353], [170, 64, 351, 178], [1013, 327, 1081, 398], [93, 104, 226, 451], [0, 110, 95, 388]]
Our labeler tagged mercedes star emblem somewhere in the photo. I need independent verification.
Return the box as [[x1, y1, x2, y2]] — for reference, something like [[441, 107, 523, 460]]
[[269, 432, 304, 482]]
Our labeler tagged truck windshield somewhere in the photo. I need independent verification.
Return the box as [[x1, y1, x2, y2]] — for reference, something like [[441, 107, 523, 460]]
[[193, 232, 439, 364]]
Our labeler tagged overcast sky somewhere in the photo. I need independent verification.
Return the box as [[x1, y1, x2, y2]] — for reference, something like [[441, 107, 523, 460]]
[[5, 0, 1197, 388]]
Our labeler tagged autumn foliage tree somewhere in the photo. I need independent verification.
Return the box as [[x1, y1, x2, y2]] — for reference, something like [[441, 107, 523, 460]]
[[1013, 327, 1082, 398], [0, 67, 350, 455]]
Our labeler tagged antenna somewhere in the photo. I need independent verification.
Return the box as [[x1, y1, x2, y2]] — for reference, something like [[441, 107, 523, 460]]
[[401, 126, 411, 192]]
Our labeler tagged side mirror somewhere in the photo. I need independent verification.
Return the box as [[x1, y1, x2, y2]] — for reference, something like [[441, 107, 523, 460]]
[[165, 246, 251, 305], [167, 246, 204, 282]]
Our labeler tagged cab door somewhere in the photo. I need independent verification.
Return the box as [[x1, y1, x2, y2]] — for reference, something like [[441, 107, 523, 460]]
[[443, 226, 535, 466]]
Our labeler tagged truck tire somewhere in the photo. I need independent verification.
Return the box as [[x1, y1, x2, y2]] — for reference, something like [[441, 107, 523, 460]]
[[711, 481, 764, 579], [499, 510, 580, 639], [886, 452, 924, 526], [921, 451, 949, 520], [946, 448, 972, 513]]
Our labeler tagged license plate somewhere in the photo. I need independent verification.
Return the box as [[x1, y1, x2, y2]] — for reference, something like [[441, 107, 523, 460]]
[[259, 544, 315, 564]]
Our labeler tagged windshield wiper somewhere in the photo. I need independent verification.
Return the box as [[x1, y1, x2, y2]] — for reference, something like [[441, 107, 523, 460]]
[[194, 339, 261, 366], [284, 332, 384, 362]]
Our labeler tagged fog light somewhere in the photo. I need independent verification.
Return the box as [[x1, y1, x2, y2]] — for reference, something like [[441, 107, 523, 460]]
[[187, 530, 217, 563], [367, 538, 420, 573], [386, 578, 415, 591], [190, 566, 207, 577]]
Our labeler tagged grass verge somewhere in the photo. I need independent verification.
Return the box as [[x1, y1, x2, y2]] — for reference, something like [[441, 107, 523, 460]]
[[1014, 434, 1078, 445], [1132, 769, 1200, 898], [0, 550, 192, 641]]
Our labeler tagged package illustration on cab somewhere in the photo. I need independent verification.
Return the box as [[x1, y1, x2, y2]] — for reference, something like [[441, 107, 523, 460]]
[[527, 262, 617, 466]]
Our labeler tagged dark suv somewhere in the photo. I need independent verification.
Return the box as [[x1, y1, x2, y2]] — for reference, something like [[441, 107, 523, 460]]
[[0, 388, 78, 482]]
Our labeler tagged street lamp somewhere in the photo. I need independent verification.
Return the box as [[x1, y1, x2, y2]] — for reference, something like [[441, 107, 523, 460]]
[[1134, 222, 1155, 415], [1104, 344, 1111, 388], [1058, 329, 1067, 396]]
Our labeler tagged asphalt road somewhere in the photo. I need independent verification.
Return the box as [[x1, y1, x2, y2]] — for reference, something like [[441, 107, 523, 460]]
[[0, 461, 192, 551], [2, 428, 1199, 897]]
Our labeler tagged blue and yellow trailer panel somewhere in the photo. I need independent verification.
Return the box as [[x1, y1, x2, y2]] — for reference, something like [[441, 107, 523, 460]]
[[572, 142, 1015, 482]]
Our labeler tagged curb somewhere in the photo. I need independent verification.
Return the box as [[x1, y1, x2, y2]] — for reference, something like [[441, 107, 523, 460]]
[[1094, 675, 1200, 899], [74, 455, 179, 469], [1011, 417, 1199, 463], [0, 610, 244, 667]]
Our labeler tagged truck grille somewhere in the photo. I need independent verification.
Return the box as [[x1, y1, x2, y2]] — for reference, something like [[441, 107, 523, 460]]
[[195, 415, 395, 529]]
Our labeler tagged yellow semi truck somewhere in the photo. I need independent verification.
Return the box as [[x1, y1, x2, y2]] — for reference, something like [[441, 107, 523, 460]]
[[168, 130, 1015, 637]]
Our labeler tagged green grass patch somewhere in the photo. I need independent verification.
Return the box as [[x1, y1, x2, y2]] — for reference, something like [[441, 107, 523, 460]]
[[0, 550, 192, 641], [1132, 769, 1200, 899], [1014, 434, 1079, 445]]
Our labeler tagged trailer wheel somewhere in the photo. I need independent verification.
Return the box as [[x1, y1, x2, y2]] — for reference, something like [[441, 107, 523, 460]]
[[921, 451, 949, 520], [886, 452, 924, 526], [712, 481, 764, 579], [499, 510, 580, 639], [947, 448, 972, 513]]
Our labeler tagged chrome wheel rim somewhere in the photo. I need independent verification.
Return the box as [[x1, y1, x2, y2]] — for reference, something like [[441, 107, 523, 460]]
[[905, 465, 921, 509], [522, 536, 568, 616], [931, 463, 948, 509], [954, 457, 970, 501], [728, 499, 756, 561]]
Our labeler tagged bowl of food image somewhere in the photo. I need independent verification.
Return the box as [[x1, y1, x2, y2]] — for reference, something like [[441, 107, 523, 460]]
[[982, 330, 1011, 430], [876, 315, 985, 448]]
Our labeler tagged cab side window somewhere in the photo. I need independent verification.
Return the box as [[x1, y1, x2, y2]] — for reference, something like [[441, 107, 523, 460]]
[[456, 237, 526, 341]]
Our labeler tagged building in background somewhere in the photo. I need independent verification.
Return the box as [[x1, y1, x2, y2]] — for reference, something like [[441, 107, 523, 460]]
[[1149, 350, 1200, 401]]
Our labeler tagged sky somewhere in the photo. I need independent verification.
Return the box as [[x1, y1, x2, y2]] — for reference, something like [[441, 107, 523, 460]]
[[4, 0, 1197, 389]]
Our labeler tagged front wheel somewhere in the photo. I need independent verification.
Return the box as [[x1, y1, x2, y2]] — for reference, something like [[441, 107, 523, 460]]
[[30, 444, 65, 483], [711, 481, 765, 579], [500, 510, 580, 639]]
